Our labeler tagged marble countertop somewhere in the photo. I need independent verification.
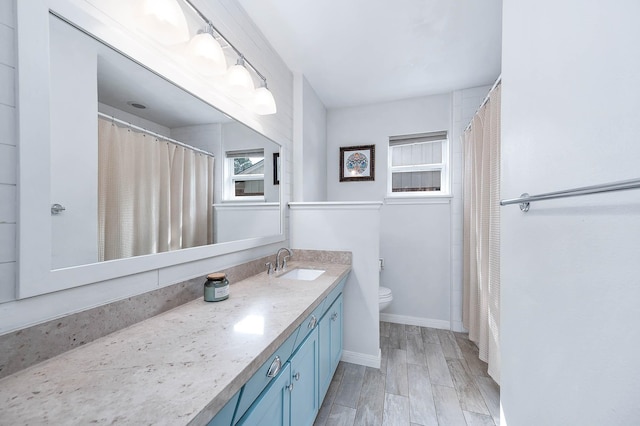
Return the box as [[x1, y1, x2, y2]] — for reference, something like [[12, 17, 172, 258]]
[[0, 261, 351, 425]]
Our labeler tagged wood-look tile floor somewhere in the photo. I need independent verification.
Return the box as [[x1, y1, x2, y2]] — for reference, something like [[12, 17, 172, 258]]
[[314, 322, 500, 426]]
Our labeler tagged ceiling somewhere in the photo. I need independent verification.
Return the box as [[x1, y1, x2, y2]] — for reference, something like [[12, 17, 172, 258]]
[[238, 0, 502, 108], [97, 45, 231, 128]]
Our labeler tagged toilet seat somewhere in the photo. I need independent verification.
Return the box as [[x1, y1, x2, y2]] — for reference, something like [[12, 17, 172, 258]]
[[379, 286, 393, 300], [379, 286, 393, 311]]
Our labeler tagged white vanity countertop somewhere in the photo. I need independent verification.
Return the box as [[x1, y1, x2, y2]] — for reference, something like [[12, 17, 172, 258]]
[[0, 261, 351, 425]]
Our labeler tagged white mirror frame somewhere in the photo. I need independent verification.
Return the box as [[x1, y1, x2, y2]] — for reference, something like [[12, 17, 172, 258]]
[[16, 0, 285, 298]]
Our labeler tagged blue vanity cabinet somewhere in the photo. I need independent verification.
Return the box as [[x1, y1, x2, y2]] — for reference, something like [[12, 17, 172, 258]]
[[329, 295, 343, 371], [222, 277, 347, 426], [236, 363, 291, 426], [318, 308, 332, 400], [318, 294, 343, 401], [233, 330, 299, 423], [290, 328, 320, 426], [207, 390, 241, 426]]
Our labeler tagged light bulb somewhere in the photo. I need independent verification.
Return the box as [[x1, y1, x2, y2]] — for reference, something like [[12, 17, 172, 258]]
[[138, 0, 189, 45], [226, 58, 255, 99], [254, 85, 277, 115], [186, 31, 227, 77]]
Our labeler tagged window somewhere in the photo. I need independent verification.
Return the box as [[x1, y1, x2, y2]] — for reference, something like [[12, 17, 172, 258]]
[[225, 149, 265, 200], [388, 131, 449, 195]]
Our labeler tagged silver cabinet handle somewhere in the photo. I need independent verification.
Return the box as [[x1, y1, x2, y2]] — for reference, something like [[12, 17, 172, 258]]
[[308, 315, 317, 329], [287, 382, 294, 392], [331, 312, 338, 321], [294, 372, 300, 381], [266, 356, 281, 378]]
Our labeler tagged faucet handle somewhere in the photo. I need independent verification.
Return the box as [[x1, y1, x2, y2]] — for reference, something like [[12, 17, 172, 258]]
[[265, 262, 274, 275]]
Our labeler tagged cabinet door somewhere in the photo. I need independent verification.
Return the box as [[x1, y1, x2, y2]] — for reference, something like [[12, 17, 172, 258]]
[[329, 295, 343, 373], [207, 390, 240, 426], [318, 310, 332, 401], [236, 363, 291, 426], [290, 328, 319, 426]]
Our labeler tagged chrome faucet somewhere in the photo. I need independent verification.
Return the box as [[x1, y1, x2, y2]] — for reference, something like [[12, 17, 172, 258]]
[[275, 247, 292, 272]]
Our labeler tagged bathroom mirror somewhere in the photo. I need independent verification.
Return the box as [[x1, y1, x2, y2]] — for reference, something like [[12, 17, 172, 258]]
[[15, 0, 286, 299], [49, 14, 281, 270]]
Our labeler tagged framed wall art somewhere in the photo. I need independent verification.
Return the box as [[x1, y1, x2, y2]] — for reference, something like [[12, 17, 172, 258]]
[[339, 144, 375, 182]]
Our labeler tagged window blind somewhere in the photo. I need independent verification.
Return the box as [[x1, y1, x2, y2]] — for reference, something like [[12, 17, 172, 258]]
[[226, 149, 264, 158], [389, 131, 447, 147]]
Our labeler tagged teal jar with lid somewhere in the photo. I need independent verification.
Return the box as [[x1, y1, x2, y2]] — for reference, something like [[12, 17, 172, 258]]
[[204, 273, 229, 302]]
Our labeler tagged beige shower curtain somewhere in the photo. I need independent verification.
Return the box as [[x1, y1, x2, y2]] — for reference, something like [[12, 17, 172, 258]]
[[98, 118, 214, 261], [463, 83, 501, 384]]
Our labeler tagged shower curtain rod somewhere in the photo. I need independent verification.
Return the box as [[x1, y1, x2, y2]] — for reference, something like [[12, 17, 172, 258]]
[[97, 112, 215, 158], [463, 75, 502, 133]]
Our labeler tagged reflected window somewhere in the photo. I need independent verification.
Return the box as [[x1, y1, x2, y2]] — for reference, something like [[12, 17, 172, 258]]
[[226, 149, 265, 199]]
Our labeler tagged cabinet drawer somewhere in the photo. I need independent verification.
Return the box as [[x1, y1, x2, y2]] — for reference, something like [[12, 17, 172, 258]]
[[322, 276, 346, 317], [234, 328, 299, 423], [293, 301, 325, 350]]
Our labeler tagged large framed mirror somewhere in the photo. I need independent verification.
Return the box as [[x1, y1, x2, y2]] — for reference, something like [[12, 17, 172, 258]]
[[16, 1, 285, 298]]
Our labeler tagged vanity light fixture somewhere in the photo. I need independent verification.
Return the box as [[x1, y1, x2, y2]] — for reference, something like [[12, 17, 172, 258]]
[[181, 0, 277, 115], [226, 55, 255, 99], [138, 0, 190, 45], [254, 80, 277, 115], [185, 23, 227, 77]]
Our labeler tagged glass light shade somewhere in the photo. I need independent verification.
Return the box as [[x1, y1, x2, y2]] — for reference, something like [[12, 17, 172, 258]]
[[186, 32, 227, 77], [138, 0, 190, 45], [226, 62, 255, 99], [254, 86, 277, 115]]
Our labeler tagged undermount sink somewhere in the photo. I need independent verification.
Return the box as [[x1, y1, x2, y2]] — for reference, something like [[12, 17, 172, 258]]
[[280, 268, 325, 281]]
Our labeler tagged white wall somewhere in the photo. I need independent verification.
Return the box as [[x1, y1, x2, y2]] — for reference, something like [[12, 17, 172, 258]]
[[214, 203, 279, 243], [327, 95, 450, 201], [0, 0, 293, 333], [290, 203, 381, 367], [301, 77, 327, 201], [326, 95, 454, 328], [380, 203, 451, 327], [292, 74, 327, 202], [501, 1, 640, 424], [0, 0, 16, 303]]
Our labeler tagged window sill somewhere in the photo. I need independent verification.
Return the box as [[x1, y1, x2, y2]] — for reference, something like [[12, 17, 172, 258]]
[[213, 201, 280, 209], [221, 196, 266, 203], [384, 194, 452, 205]]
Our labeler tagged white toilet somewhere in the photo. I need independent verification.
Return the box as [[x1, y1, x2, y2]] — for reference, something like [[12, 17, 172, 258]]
[[378, 259, 393, 311], [379, 286, 393, 311]]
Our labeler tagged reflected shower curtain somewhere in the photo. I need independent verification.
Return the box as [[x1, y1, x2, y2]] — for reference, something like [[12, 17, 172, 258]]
[[98, 118, 214, 261], [463, 83, 501, 384]]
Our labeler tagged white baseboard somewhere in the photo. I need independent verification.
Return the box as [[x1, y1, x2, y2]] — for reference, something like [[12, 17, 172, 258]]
[[340, 349, 381, 369], [380, 313, 451, 330]]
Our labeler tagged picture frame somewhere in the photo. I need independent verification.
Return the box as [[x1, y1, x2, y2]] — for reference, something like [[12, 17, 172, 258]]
[[273, 152, 280, 185], [339, 144, 375, 182]]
